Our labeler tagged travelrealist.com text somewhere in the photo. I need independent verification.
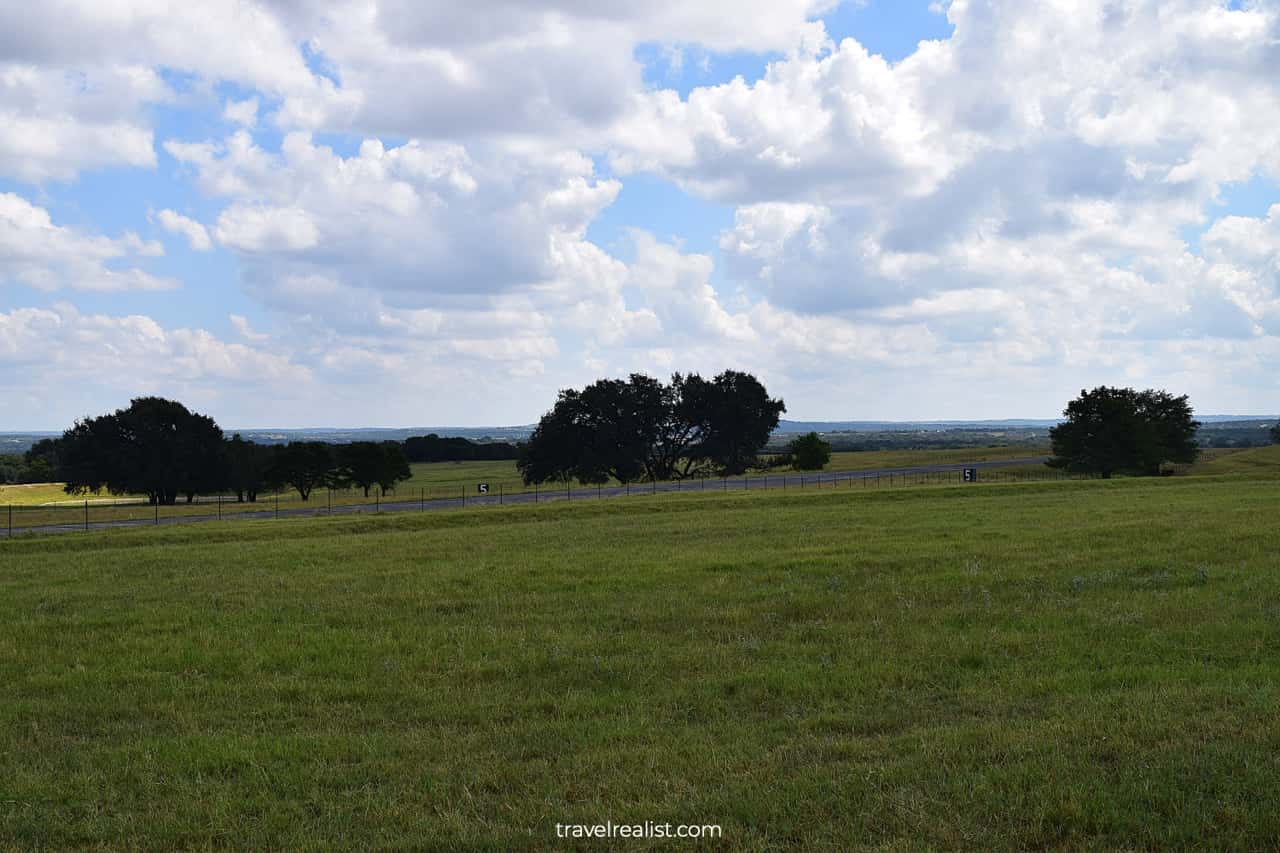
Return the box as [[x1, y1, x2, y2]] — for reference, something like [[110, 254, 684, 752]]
[[554, 821, 723, 840]]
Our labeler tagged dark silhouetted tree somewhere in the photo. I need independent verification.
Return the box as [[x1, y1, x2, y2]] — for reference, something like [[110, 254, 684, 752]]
[[788, 432, 831, 471], [403, 434, 521, 462], [519, 370, 784, 484], [1049, 387, 1200, 478], [339, 441, 411, 497], [683, 370, 786, 475], [268, 442, 334, 501], [224, 434, 273, 502], [57, 397, 224, 504]]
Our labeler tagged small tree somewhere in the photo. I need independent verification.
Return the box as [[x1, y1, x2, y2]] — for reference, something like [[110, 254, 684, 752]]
[[268, 442, 334, 501], [225, 435, 272, 502], [1271, 422, 1280, 444], [338, 441, 411, 497], [789, 432, 831, 471], [1049, 386, 1200, 478]]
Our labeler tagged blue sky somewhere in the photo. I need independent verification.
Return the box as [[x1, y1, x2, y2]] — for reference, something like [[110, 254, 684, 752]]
[[1, 0, 1278, 428]]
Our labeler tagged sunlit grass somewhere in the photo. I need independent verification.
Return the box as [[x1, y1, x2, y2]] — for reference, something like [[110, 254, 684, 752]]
[[2, 474, 1279, 848]]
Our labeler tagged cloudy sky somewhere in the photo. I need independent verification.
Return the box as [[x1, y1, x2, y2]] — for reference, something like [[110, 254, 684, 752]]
[[2, 0, 1278, 429]]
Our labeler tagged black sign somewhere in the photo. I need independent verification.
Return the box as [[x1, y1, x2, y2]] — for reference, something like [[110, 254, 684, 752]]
[[963, 468, 978, 483], [478, 483, 490, 494]]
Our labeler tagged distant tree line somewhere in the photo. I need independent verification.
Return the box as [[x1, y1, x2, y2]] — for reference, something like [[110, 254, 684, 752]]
[[403, 434, 521, 463], [20, 397, 423, 503], [518, 370, 785, 484]]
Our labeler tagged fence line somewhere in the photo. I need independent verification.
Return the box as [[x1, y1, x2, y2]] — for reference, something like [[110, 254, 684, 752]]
[[1, 463, 1097, 539]]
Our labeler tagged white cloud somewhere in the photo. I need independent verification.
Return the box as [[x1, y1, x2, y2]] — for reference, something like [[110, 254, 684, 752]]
[[0, 303, 313, 429], [167, 131, 620, 308], [3, 0, 1280, 422], [228, 313, 269, 342], [223, 97, 259, 128], [0, 193, 177, 292], [156, 209, 213, 251]]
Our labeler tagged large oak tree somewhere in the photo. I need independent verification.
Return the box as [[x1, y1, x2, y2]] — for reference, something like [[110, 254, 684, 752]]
[[1049, 387, 1200, 478], [518, 370, 785, 484]]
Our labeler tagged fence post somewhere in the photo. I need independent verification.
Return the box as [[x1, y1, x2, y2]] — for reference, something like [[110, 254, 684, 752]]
[[598, 484, 602, 499], [801, 475, 805, 489], [7, 504, 10, 537], [420, 487, 424, 511], [652, 477, 656, 495], [567, 482, 571, 501], [275, 493, 279, 519], [534, 483, 538, 503], [377, 488, 381, 512], [462, 486, 466, 507], [218, 494, 222, 520], [499, 484, 503, 506], [84, 499, 88, 531], [155, 500, 159, 525]]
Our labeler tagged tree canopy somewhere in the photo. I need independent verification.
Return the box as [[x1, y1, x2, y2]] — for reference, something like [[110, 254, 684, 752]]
[[518, 370, 785, 484], [337, 441, 412, 497], [56, 396, 225, 504], [788, 432, 832, 471], [224, 434, 273, 503], [1048, 387, 1200, 478], [266, 442, 335, 501], [403, 434, 521, 463]]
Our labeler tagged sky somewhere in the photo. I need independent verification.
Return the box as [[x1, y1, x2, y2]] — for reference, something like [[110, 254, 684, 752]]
[[1, 0, 1279, 429]]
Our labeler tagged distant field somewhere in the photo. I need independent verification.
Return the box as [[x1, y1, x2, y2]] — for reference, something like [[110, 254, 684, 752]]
[[3, 474, 1280, 848], [825, 445, 1047, 472], [1187, 444, 1280, 476], [0, 482, 99, 506], [0, 446, 1052, 528]]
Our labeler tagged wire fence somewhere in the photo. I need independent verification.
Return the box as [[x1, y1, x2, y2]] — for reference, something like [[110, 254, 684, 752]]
[[0, 462, 1095, 539]]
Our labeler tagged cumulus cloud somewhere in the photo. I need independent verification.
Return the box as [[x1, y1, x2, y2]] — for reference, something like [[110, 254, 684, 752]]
[[0, 303, 313, 428], [0, 193, 176, 292], [5, 0, 1280, 422], [166, 130, 620, 308], [156, 209, 213, 251]]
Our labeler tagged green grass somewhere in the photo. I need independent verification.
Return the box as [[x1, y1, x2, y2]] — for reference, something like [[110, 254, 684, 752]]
[[825, 444, 1047, 471], [1187, 444, 1280, 476], [3, 474, 1280, 849], [0, 482, 104, 506]]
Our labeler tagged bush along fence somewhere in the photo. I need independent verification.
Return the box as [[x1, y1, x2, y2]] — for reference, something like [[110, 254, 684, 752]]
[[1, 464, 1090, 538]]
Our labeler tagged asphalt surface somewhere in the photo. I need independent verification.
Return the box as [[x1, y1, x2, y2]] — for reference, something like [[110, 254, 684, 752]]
[[1, 457, 1052, 538]]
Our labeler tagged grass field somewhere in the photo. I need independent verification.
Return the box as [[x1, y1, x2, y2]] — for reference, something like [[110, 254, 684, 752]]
[[2, 473, 1279, 848], [1187, 444, 1280, 476], [0, 445, 1051, 528]]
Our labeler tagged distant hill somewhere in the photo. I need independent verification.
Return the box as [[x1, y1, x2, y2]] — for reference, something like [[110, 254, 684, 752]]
[[2, 415, 1273, 454]]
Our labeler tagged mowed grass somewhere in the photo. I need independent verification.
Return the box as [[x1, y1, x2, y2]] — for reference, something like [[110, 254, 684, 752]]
[[2, 475, 1280, 849]]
